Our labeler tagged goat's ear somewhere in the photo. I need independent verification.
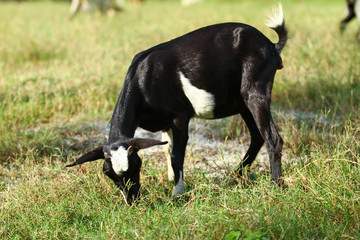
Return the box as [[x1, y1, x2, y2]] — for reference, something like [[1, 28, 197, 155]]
[[132, 138, 168, 150], [66, 146, 104, 167]]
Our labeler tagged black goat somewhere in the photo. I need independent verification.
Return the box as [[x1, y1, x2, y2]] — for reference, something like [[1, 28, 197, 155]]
[[66, 4, 288, 205], [340, 0, 360, 39]]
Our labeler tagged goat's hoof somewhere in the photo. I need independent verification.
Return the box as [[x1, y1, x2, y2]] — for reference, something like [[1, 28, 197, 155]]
[[172, 187, 185, 197], [170, 191, 189, 205]]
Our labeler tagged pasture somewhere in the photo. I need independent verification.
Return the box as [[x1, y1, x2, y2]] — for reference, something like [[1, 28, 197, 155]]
[[1, 0, 359, 238]]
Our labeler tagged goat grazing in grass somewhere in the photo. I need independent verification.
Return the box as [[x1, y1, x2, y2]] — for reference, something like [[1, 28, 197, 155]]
[[69, 0, 124, 19], [340, 0, 360, 39], [66, 4, 288, 205]]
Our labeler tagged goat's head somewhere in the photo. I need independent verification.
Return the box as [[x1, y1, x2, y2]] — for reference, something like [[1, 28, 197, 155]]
[[66, 138, 167, 205]]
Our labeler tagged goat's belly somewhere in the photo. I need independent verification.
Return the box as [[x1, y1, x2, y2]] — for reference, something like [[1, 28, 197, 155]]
[[139, 114, 171, 132]]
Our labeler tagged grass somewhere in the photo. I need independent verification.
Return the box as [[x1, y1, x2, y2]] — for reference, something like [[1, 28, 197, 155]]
[[1, 0, 360, 239]]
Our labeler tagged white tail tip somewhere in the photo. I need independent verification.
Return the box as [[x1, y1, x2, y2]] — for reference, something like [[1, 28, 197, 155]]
[[266, 3, 284, 29]]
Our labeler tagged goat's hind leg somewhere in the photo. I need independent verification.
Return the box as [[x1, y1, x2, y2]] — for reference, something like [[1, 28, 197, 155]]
[[235, 106, 264, 177], [246, 95, 283, 183], [241, 82, 283, 183]]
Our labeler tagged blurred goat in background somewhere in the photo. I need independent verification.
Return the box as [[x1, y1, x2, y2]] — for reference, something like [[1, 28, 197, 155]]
[[69, 0, 130, 19], [69, 0, 202, 19], [340, 0, 360, 39], [181, 0, 202, 6]]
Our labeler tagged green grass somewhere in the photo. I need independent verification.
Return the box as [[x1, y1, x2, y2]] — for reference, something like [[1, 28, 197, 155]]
[[1, 0, 360, 239]]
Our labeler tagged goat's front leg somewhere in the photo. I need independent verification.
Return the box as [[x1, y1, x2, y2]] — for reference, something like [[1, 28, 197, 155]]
[[169, 117, 189, 196], [162, 129, 174, 181]]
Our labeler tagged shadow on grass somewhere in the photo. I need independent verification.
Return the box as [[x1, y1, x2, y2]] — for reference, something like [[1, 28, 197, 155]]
[[275, 68, 360, 115]]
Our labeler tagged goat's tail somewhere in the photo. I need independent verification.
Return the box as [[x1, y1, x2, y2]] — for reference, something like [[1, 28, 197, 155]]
[[266, 3, 288, 53]]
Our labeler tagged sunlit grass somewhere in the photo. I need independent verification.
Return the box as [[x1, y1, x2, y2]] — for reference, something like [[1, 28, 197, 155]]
[[1, 0, 360, 238]]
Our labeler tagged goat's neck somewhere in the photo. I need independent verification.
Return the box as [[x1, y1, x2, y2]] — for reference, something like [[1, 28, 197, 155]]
[[108, 82, 141, 142]]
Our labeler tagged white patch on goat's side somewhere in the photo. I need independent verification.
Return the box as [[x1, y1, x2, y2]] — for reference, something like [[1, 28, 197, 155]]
[[179, 72, 215, 118], [265, 3, 284, 29], [110, 146, 129, 175], [162, 130, 174, 181]]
